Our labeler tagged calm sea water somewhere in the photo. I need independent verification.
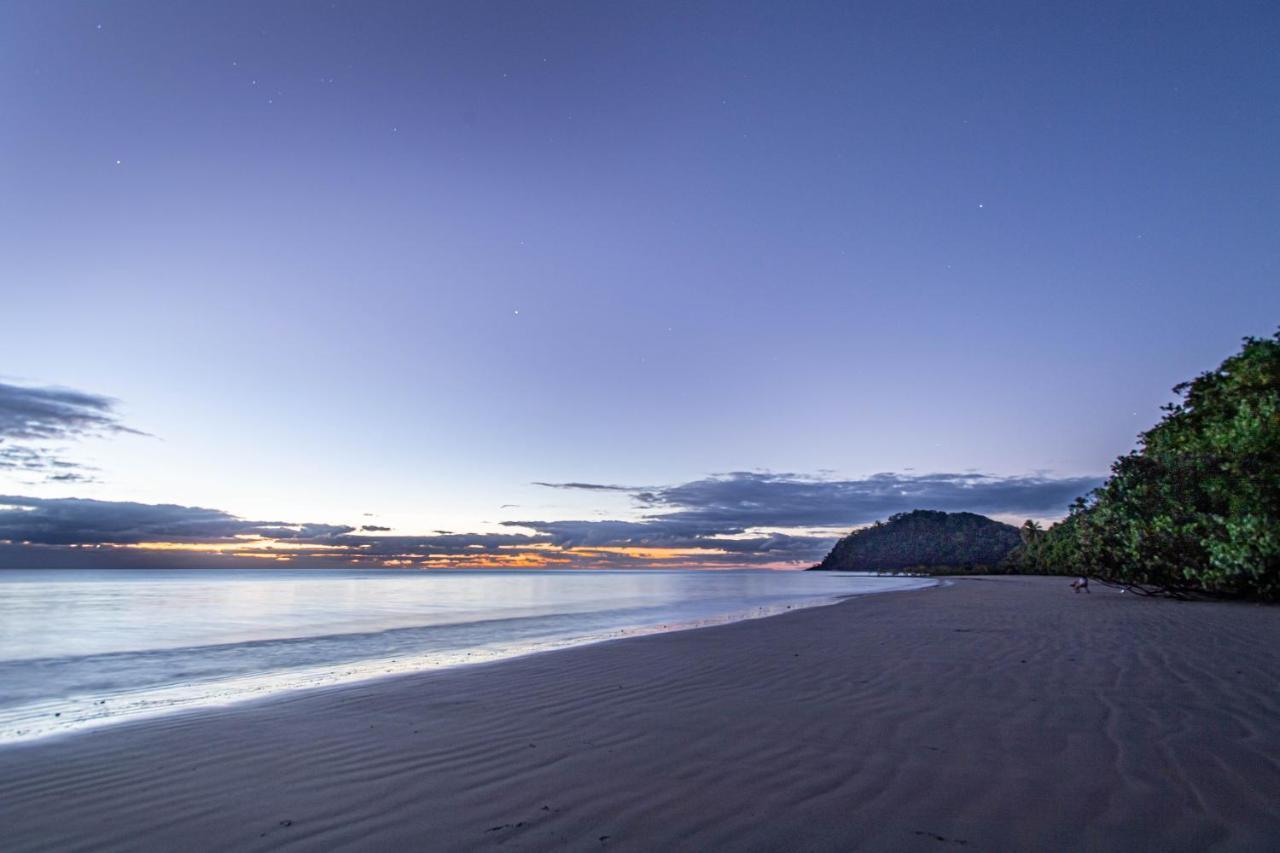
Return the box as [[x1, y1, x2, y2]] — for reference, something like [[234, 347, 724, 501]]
[[0, 569, 930, 743]]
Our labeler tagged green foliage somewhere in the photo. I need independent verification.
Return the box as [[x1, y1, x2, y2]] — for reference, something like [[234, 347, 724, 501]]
[[812, 510, 1022, 573], [1031, 333, 1280, 598]]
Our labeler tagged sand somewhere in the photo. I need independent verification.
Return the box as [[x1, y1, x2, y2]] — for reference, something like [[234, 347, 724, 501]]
[[1, 576, 1278, 852]]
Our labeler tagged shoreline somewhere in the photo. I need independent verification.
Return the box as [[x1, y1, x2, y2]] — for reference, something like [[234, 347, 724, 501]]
[[2, 576, 1278, 851], [0, 575, 933, 746]]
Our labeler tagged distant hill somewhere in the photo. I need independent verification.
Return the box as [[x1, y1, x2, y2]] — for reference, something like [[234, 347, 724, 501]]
[[810, 510, 1022, 573]]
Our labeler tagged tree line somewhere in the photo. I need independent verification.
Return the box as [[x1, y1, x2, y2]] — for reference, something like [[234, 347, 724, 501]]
[[1009, 332, 1280, 599]]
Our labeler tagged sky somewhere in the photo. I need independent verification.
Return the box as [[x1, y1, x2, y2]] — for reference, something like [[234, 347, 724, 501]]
[[1, 1, 1277, 569]]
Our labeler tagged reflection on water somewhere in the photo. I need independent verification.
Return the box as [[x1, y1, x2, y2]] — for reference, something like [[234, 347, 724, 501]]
[[0, 569, 930, 742]]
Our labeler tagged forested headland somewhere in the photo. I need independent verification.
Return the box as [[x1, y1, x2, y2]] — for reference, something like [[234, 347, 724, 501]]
[[810, 510, 1022, 573], [1010, 332, 1279, 599]]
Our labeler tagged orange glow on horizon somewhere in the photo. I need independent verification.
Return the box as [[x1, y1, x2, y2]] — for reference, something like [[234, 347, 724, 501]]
[[54, 538, 806, 570]]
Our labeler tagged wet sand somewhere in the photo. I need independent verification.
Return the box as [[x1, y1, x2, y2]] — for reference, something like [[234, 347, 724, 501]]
[[2, 576, 1278, 851]]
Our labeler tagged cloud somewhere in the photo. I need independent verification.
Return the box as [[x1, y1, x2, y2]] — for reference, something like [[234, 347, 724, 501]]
[[0, 382, 142, 442], [0, 495, 352, 546], [503, 518, 728, 548], [531, 481, 636, 492], [511, 471, 1101, 563], [0, 444, 75, 476], [0, 381, 144, 481], [630, 470, 1101, 529], [504, 517, 832, 562], [0, 470, 1102, 570], [46, 472, 95, 483], [322, 531, 551, 556], [0, 495, 555, 567]]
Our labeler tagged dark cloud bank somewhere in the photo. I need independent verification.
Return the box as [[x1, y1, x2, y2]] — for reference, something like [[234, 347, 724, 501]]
[[529, 471, 1097, 531], [0, 471, 1100, 570], [0, 381, 142, 482]]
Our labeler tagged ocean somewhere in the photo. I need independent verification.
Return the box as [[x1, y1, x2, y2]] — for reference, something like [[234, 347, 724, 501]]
[[0, 568, 930, 743]]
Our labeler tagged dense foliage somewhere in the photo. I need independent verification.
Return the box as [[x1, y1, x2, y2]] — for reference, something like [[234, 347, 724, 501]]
[[811, 510, 1022, 573], [1013, 333, 1280, 598]]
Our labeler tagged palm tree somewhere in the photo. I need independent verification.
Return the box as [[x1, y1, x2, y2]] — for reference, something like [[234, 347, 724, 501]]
[[1019, 519, 1044, 547]]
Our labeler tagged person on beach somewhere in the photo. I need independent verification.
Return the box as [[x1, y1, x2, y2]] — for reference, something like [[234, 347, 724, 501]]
[[1071, 576, 1090, 594]]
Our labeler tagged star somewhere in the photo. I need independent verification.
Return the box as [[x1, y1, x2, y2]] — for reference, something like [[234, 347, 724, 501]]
[[513, 309, 520, 316], [978, 203, 984, 209], [114, 159, 122, 166]]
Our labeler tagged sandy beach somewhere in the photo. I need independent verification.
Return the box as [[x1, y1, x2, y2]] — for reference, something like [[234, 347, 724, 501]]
[[1, 576, 1278, 852]]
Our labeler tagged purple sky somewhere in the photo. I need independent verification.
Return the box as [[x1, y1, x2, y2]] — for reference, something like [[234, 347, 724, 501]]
[[2, 1, 1277, 568]]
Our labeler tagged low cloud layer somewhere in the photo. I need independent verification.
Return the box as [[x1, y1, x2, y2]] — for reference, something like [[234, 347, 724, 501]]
[[0, 469, 1101, 570], [506, 471, 1099, 565], [0, 382, 142, 481], [0, 496, 353, 546], [633, 470, 1099, 528], [535, 470, 1099, 528]]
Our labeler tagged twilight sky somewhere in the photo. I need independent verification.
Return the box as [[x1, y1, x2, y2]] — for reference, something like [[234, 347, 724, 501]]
[[2, 1, 1277, 569]]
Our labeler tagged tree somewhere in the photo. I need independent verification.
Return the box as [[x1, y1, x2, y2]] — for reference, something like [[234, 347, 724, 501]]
[[1019, 520, 1043, 545], [1035, 332, 1280, 598]]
